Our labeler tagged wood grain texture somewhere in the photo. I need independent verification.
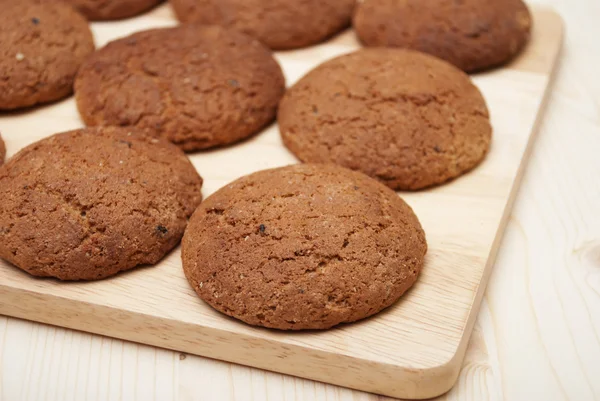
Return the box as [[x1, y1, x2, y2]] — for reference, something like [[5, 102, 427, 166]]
[[0, 2, 590, 401]]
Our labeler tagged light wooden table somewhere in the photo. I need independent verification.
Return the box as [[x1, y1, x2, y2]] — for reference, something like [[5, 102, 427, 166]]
[[1, 0, 598, 400]]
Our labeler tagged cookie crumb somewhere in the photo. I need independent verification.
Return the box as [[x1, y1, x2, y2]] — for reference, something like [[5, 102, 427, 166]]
[[179, 353, 187, 360]]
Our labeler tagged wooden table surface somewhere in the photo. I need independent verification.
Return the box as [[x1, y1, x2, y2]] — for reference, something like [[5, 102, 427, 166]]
[[1, 0, 598, 400]]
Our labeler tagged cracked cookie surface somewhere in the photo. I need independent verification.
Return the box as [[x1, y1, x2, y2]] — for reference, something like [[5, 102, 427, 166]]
[[0, 0, 95, 110], [62, 0, 163, 20], [75, 24, 285, 151], [278, 48, 492, 190], [353, 0, 532, 72], [169, 0, 356, 50], [0, 127, 203, 280], [182, 164, 427, 330]]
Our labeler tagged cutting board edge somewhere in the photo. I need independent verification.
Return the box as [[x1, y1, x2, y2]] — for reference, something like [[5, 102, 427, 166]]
[[0, 281, 459, 399], [433, 7, 566, 398]]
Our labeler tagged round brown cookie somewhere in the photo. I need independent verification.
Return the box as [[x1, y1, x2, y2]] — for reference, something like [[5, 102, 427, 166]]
[[75, 25, 285, 151], [0, 0, 95, 110], [353, 0, 532, 72], [182, 164, 427, 330], [169, 0, 356, 50], [0, 127, 203, 281], [62, 0, 163, 20], [278, 48, 492, 190], [0, 135, 5, 165]]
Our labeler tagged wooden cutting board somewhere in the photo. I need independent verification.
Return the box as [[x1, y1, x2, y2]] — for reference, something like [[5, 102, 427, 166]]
[[0, 5, 563, 399]]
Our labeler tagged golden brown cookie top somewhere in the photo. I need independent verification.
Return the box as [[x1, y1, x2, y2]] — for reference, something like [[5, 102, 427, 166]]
[[0, 0, 95, 110], [353, 0, 532, 72], [62, 0, 163, 21], [75, 24, 285, 151], [0, 127, 203, 281], [169, 0, 356, 50], [278, 48, 492, 190], [182, 163, 427, 330]]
